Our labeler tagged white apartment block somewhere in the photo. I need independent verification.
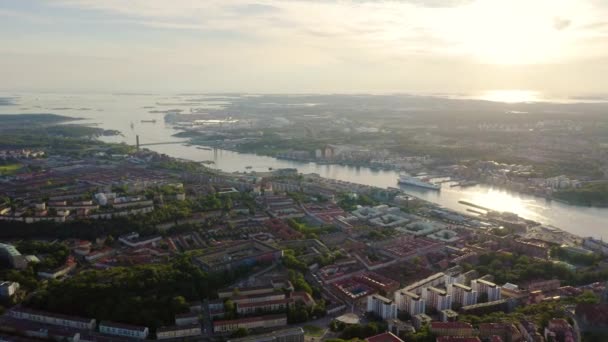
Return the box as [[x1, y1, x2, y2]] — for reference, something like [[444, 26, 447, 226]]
[[156, 324, 201, 340], [367, 294, 397, 320], [99, 321, 149, 339], [471, 279, 501, 302], [8, 307, 95, 330], [422, 287, 452, 311], [395, 290, 426, 316], [447, 283, 477, 307]]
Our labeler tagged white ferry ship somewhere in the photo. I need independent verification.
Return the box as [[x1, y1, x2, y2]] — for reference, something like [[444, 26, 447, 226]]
[[398, 174, 440, 190]]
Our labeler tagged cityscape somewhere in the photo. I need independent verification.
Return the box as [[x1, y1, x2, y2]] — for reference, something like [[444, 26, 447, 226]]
[[2, 1, 608, 342]]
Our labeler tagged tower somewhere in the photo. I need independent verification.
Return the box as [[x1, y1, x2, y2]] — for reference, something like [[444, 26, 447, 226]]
[[136, 135, 140, 151]]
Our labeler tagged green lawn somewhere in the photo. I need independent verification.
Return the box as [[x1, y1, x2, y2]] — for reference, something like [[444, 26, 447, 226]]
[[0, 163, 22, 175], [303, 325, 325, 337]]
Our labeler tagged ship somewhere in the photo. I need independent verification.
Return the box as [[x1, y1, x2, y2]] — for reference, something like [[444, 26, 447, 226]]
[[140, 119, 156, 123], [398, 174, 440, 190]]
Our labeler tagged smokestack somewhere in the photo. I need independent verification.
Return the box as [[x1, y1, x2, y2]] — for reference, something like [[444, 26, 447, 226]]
[[136, 135, 140, 151]]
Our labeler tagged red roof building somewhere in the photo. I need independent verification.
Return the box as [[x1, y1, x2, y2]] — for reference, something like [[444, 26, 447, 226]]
[[365, 332, 404, 342]]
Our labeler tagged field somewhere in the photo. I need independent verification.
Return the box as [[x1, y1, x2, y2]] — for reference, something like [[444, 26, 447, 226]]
[[0, 163, 22, 175], [303, 325, 325, 337]]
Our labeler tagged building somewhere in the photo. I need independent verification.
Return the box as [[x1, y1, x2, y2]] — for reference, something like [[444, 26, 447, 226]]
[[518, 320, 544, 342], [436, 338, 481, 342], [367, 294, 397, 320], [175, 312, 199, 326], [387, 319, 415, 336], [460, 299, 510, 315], [237, 298, 292, 315], [512, 239, 549, 259], [398, 273, 445, 295], [156, 324, 201, 340], [395, 290, 426, 316], [528, 279, 561, 292], [213, 314, 287, 334], [0, 281, 19, 298], [37, 256, 77, 279], [447, 283, 477, 307], [232, 292, 286, 305], [412, 313, 433, 329], [0, 243, 27, 269], [479, 323, 522, 342], [218, 285, 276, 299], [195, 240, 283, 272], [99, 321, 149, 339], [227, 327, 305, 342], [440, 309, 459, 322], [118, 232, 162, 248], [430, 322, 475, 337], [471, 279, 501, 302], [575, 303, 608, 334], [423, 287, 452, 311], [543, 319, 575, 342], [8, 306, 95, 330], [365, 332, 405, 342], [583, 237, 608, 254]]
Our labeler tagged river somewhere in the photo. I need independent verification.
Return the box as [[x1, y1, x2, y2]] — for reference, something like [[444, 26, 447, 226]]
[[2, 93, 607, 239]]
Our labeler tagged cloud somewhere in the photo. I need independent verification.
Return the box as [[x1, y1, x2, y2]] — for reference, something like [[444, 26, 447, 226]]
[[554, 17, 572, 30], [395, 0, 474, 8], [228, 3, 281, 14]]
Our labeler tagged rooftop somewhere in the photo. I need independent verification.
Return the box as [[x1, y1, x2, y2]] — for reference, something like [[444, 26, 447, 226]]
[[100, 321, 148, 332], [365, 332, 405, 342]]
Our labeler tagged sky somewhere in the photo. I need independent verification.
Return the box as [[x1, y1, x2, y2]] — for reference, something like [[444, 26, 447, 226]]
[[1, 0, 607, 95]]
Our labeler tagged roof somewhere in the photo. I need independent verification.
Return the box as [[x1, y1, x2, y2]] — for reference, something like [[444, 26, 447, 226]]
[[175, 312, 199, 319], [474, 279, 497, 287], [157, 324, 200, 333], [365, 332, 404, 342], [237, 298, 292, 309], [9, 306, 94, 323], [431, 321, 474, 329], [100, 321, 148, 332], [213, 314, 286, 326], [0, 243, 21, 256], [576, 303, 608, 326], [436, 338, 481, 342], [370, 294, 393, 304]]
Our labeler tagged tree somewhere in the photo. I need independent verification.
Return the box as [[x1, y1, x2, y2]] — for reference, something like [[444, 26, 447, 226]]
[[231, 328, 248, 338]]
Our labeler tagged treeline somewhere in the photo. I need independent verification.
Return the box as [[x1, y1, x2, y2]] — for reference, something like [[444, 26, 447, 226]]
[[0, 194, 243, 240], [470, 252, 608, 286], [26, 256, 241, 330], [554, 182, 608, 207], [550, 246, 603, 266], [16, 240, 69, 271], [330, 320, 389, 340]]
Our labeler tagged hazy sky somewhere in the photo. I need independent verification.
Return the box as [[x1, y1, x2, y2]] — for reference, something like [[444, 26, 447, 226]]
[[1, 0, 607, 94]]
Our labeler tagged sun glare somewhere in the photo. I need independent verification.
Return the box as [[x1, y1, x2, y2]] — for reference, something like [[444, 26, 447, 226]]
[[444, 0, 574, 65]]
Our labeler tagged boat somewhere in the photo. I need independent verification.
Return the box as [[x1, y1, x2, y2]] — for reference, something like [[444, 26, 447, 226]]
[[245, 166, 253, 169], [140, 119, 156, 123], [196, 146, 212, 150], [398, 174, 440, 190]]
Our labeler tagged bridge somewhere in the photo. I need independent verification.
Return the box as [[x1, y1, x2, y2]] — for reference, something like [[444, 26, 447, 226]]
[[136, 135, 186, 149], [139, 141, 185, 147]]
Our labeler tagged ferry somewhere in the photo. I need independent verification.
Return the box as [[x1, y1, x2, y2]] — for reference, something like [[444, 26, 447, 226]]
[[398, 174, 440, 190]]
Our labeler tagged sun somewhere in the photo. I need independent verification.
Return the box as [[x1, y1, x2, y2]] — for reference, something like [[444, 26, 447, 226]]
[[442, 0, 575, 65]]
